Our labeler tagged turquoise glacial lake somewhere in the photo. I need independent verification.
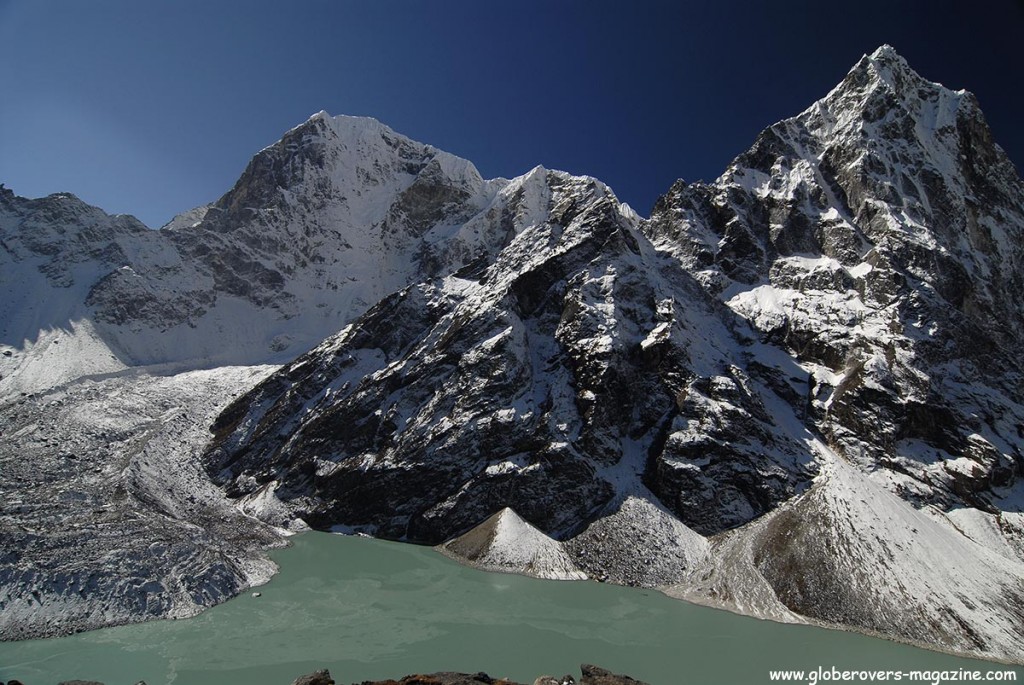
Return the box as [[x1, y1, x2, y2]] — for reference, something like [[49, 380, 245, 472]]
[[1, 532, 1021, 684]]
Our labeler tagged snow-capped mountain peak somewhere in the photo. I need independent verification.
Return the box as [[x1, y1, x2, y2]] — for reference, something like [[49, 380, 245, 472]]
[[0, 113, 559, 394], [4, 47, 1024, 667]]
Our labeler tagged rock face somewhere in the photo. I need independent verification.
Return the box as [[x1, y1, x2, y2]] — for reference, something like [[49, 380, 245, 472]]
[[578, 665, 648, 685], [0, 114, 522, 395], [204, 47, 1024, 663], [646, 45, 1024, 656], [2, 46, 1024, 664], [204, 168, 717, 542], [648, 47, 1024, 502]]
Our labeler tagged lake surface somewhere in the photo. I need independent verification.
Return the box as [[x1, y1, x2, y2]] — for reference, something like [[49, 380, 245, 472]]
[[1, 532, 1021, 684]]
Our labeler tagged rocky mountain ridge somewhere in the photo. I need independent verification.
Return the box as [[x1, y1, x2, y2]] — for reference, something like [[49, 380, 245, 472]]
[[1, 113, 545, 394], [203, 46, 1024, 662], [2, 45, 1023, 666]]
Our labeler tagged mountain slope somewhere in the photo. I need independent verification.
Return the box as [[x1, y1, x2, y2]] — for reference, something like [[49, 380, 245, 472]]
[[2, 46, 1023, 664], [205, 47, 1024, 663], [0, 364, 282, 639], [0, 115, 561, 638], [1, 114, 531, 395], [204, 166, 816, 545], [646, 44, 1024, 659], [438, 507, 587, 580]]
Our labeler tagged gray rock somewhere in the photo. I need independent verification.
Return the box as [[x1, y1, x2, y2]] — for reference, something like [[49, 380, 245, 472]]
[[351, 673, 505, 685], [580, 665, 647, 685], [292, 669, 335, 685]]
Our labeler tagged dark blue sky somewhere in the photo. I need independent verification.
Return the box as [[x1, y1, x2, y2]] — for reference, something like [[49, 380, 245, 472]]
[[1, 1, 1021, 227]]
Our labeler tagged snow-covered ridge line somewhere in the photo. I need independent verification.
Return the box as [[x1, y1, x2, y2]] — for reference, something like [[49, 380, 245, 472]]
[[0, 112, 622, 396]]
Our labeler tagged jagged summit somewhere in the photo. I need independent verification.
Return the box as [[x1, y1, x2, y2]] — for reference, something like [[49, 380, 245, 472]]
[[865, 43, 914, 73], [869, 43, 900, 59], [824, 44, 971, 132], [857, 44, 968, 99], [301, 110, 488, 189], [286, 110, 403, 147], [638, 45, 1024, 661]]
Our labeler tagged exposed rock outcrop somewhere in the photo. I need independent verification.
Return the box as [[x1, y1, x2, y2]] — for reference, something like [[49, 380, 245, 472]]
[[292, 669, 335, 685]]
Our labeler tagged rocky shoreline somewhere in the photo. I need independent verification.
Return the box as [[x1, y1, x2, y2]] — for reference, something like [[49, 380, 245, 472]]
[[0, 663, 646, 685]]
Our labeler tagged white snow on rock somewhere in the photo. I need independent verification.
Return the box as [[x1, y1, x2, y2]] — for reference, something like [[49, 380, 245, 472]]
[[438, 508, 587, 581], [0, 363, 282, 639], [0, 113, 552, 399]]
